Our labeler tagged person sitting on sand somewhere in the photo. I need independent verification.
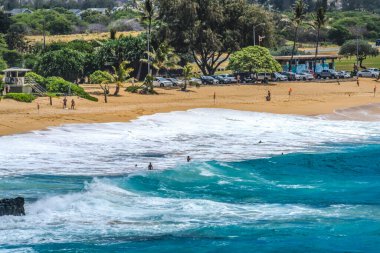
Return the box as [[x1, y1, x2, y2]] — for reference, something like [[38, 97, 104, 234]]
[[148, 162, 153, 170], [266, 90, 271, 101]]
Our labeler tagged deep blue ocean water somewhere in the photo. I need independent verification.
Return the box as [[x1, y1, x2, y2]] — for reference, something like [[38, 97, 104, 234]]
[[1, 144, 380, 252]]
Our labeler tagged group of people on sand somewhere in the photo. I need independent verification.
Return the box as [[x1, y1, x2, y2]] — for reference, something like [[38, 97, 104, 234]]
[[148, 156, 191, 170], [62, 97, 76, 110]]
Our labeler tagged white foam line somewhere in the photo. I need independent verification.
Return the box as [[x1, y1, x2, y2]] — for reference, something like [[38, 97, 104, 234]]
[[0, 108, 379, 177]]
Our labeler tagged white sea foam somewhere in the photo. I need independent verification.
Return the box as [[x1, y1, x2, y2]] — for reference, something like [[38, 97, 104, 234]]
[[0, 108, 379, 177], [1, 178, 378, 246]]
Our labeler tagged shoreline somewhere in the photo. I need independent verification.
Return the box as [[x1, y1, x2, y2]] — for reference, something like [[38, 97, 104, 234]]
[[1, 79, 380, 136]]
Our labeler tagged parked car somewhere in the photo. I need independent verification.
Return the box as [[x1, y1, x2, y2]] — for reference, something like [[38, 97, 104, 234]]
[[280, 72, 301, 81], [200, 76, 219, 84], [367, 68, 380, 73], [212, 75, 229, 84], [219, 74, 238, 83], [166, 78, 184, 86], [256, 73, 272, 83], [337, 71, 351, 79], [357, 69, 379, 78], [299, 71, 314, 81], [153, 77, 174, 87], [235, 73, 255, 83], [316, 69, 339, 79], [273, 72, 288, 81], [189, 78, 202, 85]]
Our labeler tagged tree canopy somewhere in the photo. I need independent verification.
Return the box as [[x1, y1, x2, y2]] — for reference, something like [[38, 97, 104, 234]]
[[339, 40, 379, 68], [35, 48, 85, 81], [228, 46, 282, 73], [157, 0, 275, 75]]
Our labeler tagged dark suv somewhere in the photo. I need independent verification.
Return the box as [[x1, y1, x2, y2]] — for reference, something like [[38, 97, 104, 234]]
[[316, 69, 339, 79]]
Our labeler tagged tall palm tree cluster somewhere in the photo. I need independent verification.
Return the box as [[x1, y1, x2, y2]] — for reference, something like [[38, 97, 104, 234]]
[[289, 0, 327, 72]]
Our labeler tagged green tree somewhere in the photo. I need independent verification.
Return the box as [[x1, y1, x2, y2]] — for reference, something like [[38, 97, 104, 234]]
[[339, 40, 379, 69], [89, 70, 113, 103], [35, 48, 85, 82], [328, 25, 351, 46], [95, 35, 145, 70], [311, 2, 327, 72], [0, 11, 11, 33], [142, 0, 155, 75], [181, 63, 193, 91], [289, 0, 307, 71], [141, 42, 180, 76], [158, 0, 275, 75], [2, 50, 23, 67], [111, 61, 134, 96], [0, 58, 7, 71], [228, 46, 282, 73]]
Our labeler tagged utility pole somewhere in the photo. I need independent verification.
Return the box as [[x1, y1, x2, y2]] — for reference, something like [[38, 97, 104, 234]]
[[253, 23, 265, 46]]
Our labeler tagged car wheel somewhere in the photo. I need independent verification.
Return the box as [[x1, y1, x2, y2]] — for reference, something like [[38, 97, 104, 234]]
[[160, 83, 164, 87], [303, 77, 306, 81], [359, 74, 362, 77], [372, 74, 375, 78]]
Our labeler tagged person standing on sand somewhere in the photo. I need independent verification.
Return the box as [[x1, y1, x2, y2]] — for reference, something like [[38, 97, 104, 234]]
[[374, 86, 377, 97], [266, 90, 271, 101], [63, 97, 67, 109], [71, 99, 75, 110], [148, 163, 153, 170]]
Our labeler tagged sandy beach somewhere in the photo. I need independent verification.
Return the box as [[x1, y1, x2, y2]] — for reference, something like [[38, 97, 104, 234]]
[[0, 78, 379, 136]]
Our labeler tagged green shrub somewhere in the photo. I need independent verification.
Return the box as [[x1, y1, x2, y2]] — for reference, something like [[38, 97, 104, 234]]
[[25, 72, 46, 87], [125, 85, 141, 93], [4, 93, 36, 103], [46, 77, 98, 102], [89, 70, 113, 84]]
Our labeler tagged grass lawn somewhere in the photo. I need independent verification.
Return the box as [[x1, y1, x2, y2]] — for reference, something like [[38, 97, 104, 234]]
[[335, 55, 380, 71], [26, 31, 141, 44]]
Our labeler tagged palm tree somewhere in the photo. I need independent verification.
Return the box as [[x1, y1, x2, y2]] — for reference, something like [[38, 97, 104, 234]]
[[112, 61, 133, 96], [289, 0, 307, 72], [182, 63, 193, 91], [312, 4, 327, 72], [142, 42, 180, 76], [142, 0, 155, 75]]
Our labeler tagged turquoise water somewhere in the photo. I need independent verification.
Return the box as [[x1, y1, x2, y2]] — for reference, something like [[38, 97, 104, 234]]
[[1, 144, 380, 252]]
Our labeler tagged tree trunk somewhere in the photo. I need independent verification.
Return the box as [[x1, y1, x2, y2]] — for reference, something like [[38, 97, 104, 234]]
[[114, 84, 120, 96], [289, 26, 299, 72], [314, 28, 320, 73], [104, 92, 108, 103]]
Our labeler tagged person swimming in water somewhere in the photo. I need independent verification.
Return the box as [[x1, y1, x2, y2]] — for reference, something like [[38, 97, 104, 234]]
[[187, 156, 191, 162], [148, 162, 153, 170]]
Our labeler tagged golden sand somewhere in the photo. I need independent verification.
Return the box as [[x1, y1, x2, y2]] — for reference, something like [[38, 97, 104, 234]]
[[1, 78, 379, 136]]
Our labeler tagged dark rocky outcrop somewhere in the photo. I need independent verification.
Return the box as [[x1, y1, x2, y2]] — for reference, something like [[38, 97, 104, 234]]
[[0, 197, 25, 216]]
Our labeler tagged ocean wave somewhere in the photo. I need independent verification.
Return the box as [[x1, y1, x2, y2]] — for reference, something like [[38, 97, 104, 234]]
[[1, 178, 378, 246], [0, 109, 379, 177]]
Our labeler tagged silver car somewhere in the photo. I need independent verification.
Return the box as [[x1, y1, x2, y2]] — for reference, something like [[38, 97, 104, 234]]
[[153, 77, 174, 87], [357, 70, 379, 78], [299, 72, 314, 81]]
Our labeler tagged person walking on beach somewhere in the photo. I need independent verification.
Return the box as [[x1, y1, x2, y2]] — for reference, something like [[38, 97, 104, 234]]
[[63, 97, 67, 109], [37, 103, 40, 113], [213, 92, 216, 105], [187, 156, 191, 162], [148, 162, 153, 170], [288, 88, 293, 101], [71, 99, 75, 110], [374, 85, 377, 97]]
